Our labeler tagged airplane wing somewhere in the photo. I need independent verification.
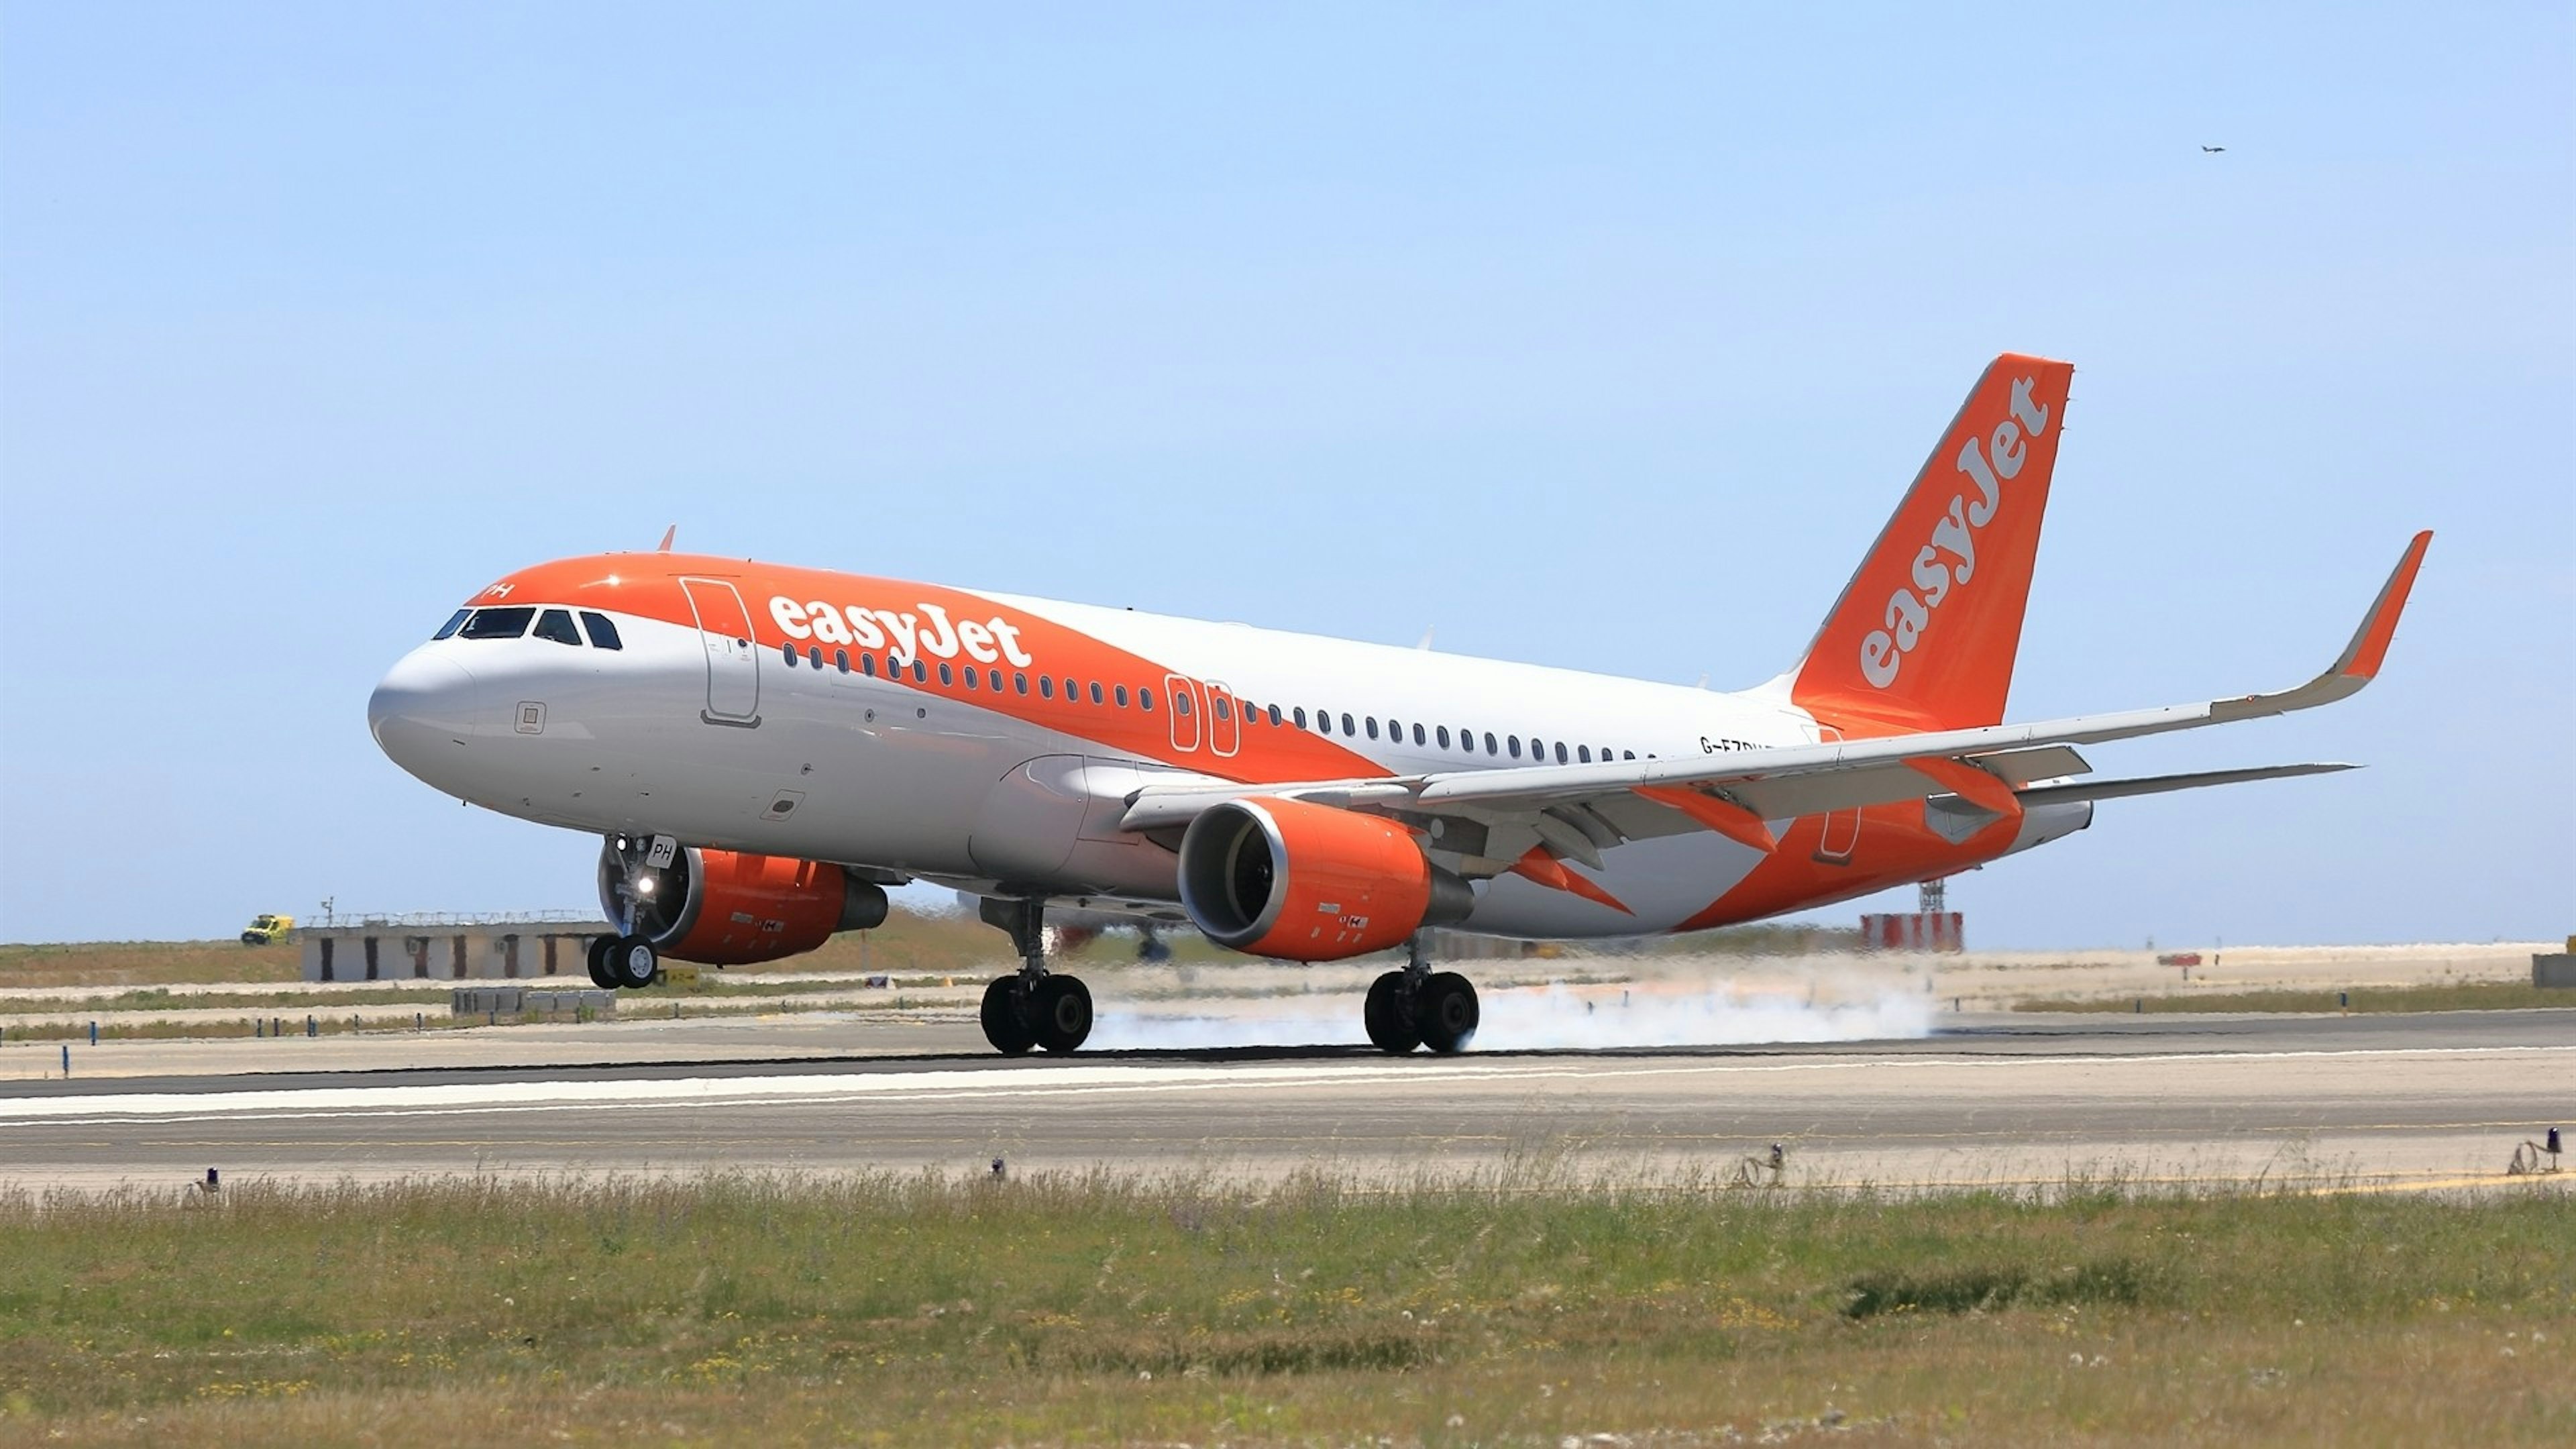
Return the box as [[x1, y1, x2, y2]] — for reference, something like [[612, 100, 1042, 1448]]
[[1119, 531, 2430, 869]]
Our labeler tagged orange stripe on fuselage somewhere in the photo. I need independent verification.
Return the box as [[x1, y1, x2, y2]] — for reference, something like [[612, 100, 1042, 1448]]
[[1670, 801, 2013, 933], [474, 553, 1389, 784]]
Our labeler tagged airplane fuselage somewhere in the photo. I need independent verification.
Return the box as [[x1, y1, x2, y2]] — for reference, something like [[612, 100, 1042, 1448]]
[[370, 553, 2085, 940]]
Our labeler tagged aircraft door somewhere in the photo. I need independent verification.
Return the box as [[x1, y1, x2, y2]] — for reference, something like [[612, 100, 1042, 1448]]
[[1205, 681, 1240, 757], [1812, 723, 1860, 863], [1164, 674, 1201, 753], [680, 578, 761, 726]]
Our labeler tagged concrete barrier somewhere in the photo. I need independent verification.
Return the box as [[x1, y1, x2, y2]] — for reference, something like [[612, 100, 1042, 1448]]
[[451, 987, 616, 1016]]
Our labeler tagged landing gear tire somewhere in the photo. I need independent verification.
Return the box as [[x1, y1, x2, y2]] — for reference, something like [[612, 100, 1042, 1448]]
[[585, 936, 619, 989], [979, 976, 1037, 1056], [1030, 975, 1094, 1053], [608, 934, 659, 990], [1364, 971, 1424, 1054], [1414, 971, 1479, 1055]]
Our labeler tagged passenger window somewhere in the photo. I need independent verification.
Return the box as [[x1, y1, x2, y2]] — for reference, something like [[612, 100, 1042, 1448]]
[[964, 666, 979, 690], [578, 612, 623, 650], [1014, 672, 1028, 694], [1622, 750, 1635, 760], [1293, 707, 1308, 729], [912, 659, 928, 683], [813, 646, 827, 669], [1116, 685, 1130, 707], [1578, 745, 1591, 763], [1175, 691, 1192, 717], [1437, 726, 1451, 749], [1555, 741, 1569, 764], [1365, 716, 1379, 740], [1268, 704, 1283, 726], [432, 608, 471, 641], [835, 649, 849, 674], [784, 643, 799, 665], [1040, 676, 1054, 699], [1140, 688, 1156, 712], [861, 653, 877, 677], [460, 606, 534, 640], [533, 608, 581, 646], [1213, 696, 1229, 722], [1063, 677, 1077, 700], [1484, 732, 1499, 755], [1090, 682, 1104, 705], [1508, 736, 1522, 759]]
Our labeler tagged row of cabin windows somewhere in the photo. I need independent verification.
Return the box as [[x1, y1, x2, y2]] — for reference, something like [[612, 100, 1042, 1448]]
[[784, 643, 1644, 764], [784, 644, 1165, 712], [1282, 705, 1640, 764], [433, 606, 623, 650]]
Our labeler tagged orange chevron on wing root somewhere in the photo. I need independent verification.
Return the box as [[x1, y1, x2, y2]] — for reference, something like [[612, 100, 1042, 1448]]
[[1507, 848, 1633, 916]]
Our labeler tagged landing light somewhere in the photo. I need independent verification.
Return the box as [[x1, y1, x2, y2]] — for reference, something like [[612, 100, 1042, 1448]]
[[636, 877, 657, 896]]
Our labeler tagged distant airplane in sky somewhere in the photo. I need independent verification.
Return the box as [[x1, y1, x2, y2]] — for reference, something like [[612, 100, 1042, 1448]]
[[368, 354, 2429, 1056], [2202, 144, 2227, 152]]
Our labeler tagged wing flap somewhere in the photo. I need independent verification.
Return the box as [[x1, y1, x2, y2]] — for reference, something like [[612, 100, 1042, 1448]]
[[2013, 762, 2356, 806]]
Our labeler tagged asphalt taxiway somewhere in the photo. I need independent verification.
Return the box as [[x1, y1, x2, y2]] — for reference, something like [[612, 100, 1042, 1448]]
[[1, 1008, 2567, 1193]]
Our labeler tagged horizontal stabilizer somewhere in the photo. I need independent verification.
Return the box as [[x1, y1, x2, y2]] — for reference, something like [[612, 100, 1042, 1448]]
[[2013, 763, 2355, 807]]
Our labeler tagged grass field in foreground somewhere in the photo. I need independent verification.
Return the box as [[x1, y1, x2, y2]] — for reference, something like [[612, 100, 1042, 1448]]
[[0, 1173, 2567, 1446], [2012, 980, 2571, 1014]]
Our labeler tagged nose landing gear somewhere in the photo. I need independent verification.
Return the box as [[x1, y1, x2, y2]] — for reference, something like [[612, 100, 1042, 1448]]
[[1364, 937, 1479, 1055], [976, 898, 1094, 1055], [588, 835, 668, 990], [586, 932, 661, 989]]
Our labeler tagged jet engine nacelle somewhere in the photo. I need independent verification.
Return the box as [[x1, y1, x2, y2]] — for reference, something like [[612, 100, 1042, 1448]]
[[598, 843, 889, 967], [1176, 797, 1471, 961]]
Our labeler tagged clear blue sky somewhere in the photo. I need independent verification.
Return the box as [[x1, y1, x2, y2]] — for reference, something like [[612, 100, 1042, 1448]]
[[3, 5, 2569, 947]]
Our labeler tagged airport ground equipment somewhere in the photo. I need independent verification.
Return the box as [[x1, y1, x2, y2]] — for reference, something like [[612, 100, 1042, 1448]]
[[239, 913, 296, 945]]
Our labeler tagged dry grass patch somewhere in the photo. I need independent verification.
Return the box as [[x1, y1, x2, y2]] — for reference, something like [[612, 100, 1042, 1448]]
[[2014, 981, 2573, 1014], [0, 941, 302, 991], [0, 1170, 2567, 1445]]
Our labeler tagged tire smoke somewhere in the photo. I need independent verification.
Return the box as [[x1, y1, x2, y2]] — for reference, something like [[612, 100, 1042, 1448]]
[[1085, 961, 1935, 1052]]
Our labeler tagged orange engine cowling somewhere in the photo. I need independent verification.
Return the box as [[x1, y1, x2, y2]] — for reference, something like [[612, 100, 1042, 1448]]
[[1177, 797, 1472, 961], [598, 844, 890, 966]]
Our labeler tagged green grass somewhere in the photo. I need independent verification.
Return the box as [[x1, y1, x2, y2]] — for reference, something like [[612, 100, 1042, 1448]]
[[0, 1171, 2565, 1446], [2015, 981, 2573, 1014]]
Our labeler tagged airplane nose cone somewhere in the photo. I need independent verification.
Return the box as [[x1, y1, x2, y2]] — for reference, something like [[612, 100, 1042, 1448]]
[[368, 651, 486, 780]]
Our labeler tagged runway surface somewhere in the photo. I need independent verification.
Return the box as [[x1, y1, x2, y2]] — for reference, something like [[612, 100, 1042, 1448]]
[[1, 1010, 2567, 1193]]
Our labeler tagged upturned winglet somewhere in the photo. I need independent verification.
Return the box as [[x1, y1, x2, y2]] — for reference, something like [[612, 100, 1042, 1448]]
[[2211, 530, 2431, 722]]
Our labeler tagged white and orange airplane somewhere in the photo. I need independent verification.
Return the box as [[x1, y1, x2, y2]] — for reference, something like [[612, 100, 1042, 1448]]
[[369, 354, 2430, 1056]]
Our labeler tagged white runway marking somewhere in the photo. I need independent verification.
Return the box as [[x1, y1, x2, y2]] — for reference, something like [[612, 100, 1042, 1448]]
[[2, 1043, 2565, 1127]]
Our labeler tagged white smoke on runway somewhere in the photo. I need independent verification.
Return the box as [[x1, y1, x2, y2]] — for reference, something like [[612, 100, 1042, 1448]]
[[1085, 965, 1935, 1053]]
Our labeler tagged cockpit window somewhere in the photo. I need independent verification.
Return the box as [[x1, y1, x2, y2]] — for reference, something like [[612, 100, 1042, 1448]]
[[580, 612, 623, 651], [532, 608, 582, 646], [431, 608, 471, 641], [460, 606, 534, 640]]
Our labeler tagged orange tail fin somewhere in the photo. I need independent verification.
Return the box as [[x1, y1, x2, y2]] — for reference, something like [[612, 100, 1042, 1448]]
[[1786, 353, 2076, 736]]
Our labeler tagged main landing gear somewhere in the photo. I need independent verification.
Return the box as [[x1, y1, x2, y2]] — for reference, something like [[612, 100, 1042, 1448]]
[[1364, 936, 1479, 1055], [976, 898, 1094, 1056]]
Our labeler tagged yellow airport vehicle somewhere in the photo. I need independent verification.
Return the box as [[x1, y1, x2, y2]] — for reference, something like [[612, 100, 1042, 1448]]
[[239, 913, 297, 946]]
